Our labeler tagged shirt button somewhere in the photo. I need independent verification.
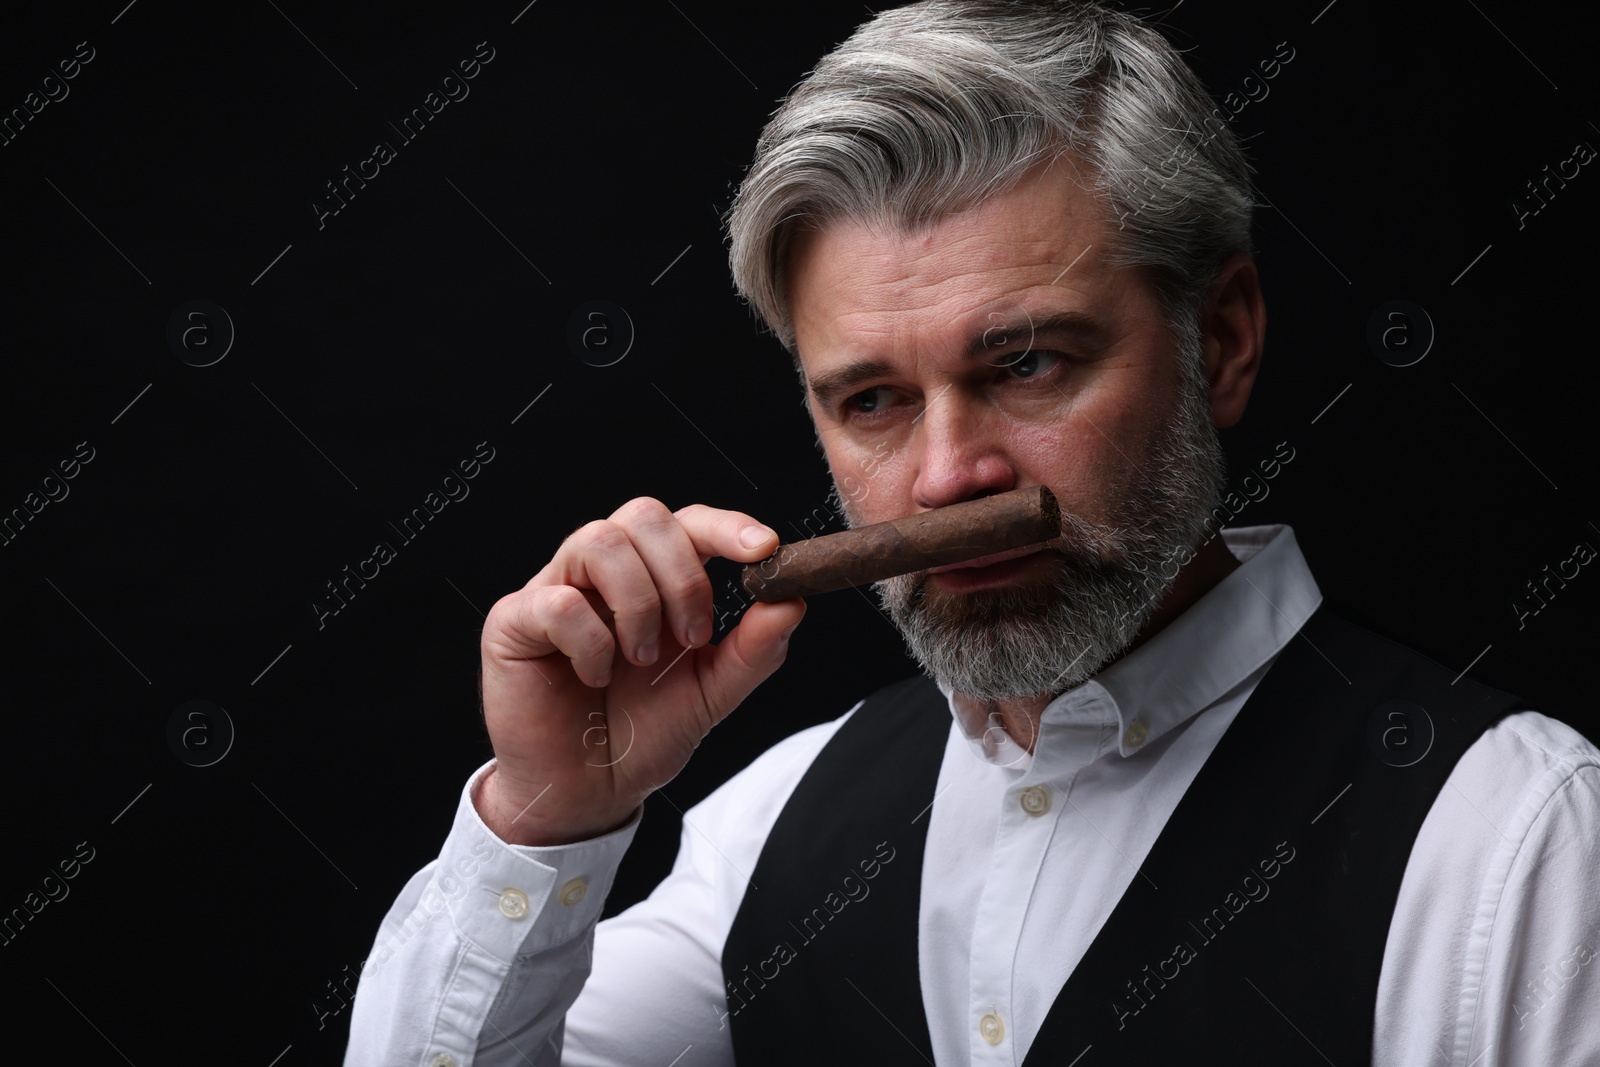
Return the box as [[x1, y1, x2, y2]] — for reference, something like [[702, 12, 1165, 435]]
[[430, 1055, 456, 1067], [979, 1011, 1005, 1044], [1019, 785, 1051, 817], [497, 887, 529, 919], [1124, 720, 1149, 748], [559, 878, 588, 907]]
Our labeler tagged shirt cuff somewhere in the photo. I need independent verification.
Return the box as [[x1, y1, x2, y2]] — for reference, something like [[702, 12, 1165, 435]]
[[439, 758, 641, 964]]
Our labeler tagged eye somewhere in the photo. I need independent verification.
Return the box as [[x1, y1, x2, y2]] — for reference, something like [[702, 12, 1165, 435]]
[[999, 349, 1062, 379], [844, 385, 897, 416]]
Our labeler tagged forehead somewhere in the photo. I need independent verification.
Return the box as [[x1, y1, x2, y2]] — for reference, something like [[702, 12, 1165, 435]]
[[786, 160, 1150, 362]]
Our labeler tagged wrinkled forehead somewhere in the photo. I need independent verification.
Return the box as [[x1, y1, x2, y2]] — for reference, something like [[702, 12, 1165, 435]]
[[783, 162, 1154, 368]]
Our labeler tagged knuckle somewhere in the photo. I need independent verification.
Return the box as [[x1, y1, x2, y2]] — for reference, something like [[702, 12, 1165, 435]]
[[544, 585, 588, 617], [672, 502, 711, 523], [537, 584, 589, 623], [668, 567, 714, 608], [571, 519, 630, 555], [580, 625, 615, 662], [614, 495, 673, 527], [486, 589, 536, 636], [615, 587, 663, 622], [537, 588, 611, 659], [485, 592, 517, 626]]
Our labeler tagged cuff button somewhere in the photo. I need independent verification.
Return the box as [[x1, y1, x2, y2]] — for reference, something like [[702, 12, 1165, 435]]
[[1124, 720, 1149, 749], [497, 887, 530, 919], [559, 878, 588, 907]]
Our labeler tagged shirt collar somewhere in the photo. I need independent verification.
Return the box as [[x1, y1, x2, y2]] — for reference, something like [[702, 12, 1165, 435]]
[[940, 524, 1322, 770]]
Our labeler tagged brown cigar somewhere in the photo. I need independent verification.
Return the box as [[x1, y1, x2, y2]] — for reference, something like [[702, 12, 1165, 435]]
[[741, 485, 1060, 602]]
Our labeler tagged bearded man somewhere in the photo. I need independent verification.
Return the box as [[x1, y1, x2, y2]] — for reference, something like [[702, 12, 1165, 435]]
[[345, 3, 1600, 1064]]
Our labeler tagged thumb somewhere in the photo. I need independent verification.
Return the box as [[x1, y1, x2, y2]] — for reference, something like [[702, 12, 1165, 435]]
[[695, 598, 807, 721]]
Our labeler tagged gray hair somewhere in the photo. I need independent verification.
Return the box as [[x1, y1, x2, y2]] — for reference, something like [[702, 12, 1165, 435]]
[[725, 0, 1254, 357]]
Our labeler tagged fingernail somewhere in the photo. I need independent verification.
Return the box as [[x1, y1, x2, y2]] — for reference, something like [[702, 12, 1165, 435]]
[[740, 524, 775, 549], [780, 622, 800, 642], [688, 616, 712, 647], [637, 640, 658, 664]]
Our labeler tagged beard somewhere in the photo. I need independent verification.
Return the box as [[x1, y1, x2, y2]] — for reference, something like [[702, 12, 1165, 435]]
[[831, 337, 1226, 702]]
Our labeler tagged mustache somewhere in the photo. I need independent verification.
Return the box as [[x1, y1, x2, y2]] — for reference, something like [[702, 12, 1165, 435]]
[[896, 545, 1122, 615], [900, 530, 1138, 593]]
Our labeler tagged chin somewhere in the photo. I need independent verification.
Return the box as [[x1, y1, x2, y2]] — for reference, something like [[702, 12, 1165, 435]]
[[879, 548, 1162, 700]]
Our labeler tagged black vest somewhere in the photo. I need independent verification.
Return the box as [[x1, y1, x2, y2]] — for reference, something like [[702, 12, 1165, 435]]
[[721, 607, 1526, 1064]]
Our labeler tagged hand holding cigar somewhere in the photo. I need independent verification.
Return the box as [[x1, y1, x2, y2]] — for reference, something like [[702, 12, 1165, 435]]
[[741, 485, 1061, 602]]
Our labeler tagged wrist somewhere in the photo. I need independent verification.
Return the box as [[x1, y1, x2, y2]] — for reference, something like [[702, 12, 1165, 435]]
[[474, 765, 636, 847]]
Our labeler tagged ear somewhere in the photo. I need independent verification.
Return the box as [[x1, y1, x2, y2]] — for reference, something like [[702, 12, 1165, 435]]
[[1199, 252, 1266, 428]]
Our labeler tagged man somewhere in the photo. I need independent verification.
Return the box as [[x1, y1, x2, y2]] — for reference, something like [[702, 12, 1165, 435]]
[[345, 2, 1600, 1063]]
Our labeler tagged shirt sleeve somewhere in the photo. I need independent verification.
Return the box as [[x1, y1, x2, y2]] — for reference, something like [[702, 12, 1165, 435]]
[[560, 712, 856, 1066], [343, 759, 640, 1067], [1376, 710, 1600, 1067], [344, 710, 855, 1067]]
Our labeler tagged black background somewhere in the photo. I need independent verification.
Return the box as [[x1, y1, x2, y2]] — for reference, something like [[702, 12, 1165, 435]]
[[2, 0, 1595, 1060]]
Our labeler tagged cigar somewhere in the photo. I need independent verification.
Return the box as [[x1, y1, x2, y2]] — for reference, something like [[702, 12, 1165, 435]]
[[741, 485, 1061, 602]]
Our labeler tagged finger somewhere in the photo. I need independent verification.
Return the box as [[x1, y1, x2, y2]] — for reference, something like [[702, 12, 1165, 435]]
[[611, 497, 719, 652], [672, 503, 781, 567], [554, 517, 663, 667], [490, 584, 617, 688], [694, 597, 807, 724]]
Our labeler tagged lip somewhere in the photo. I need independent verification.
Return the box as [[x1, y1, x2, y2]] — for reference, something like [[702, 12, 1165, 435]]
[[927, 545, 1049, 573]]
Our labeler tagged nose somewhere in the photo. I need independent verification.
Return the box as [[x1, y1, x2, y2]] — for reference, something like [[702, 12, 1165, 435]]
[[910, 385, 1019, 510]]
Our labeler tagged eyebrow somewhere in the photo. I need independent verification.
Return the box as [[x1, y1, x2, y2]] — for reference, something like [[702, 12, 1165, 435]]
[[966, 310, 1108, 361], [807, 359, 896, 413], [806, 310, 1110, 412]]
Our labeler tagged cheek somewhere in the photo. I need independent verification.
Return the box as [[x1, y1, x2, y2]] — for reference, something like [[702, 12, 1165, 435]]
[[1005, 419, 1099, 499], [1004, 396, 1155, 522], [828, 440, 911, 521]]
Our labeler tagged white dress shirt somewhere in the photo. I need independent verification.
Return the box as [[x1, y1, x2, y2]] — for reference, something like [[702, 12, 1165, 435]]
[[345, 525, 1600, 1066]]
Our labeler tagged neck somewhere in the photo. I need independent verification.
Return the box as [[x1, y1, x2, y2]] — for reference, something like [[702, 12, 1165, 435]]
[[951, 534, 1241, 755]]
